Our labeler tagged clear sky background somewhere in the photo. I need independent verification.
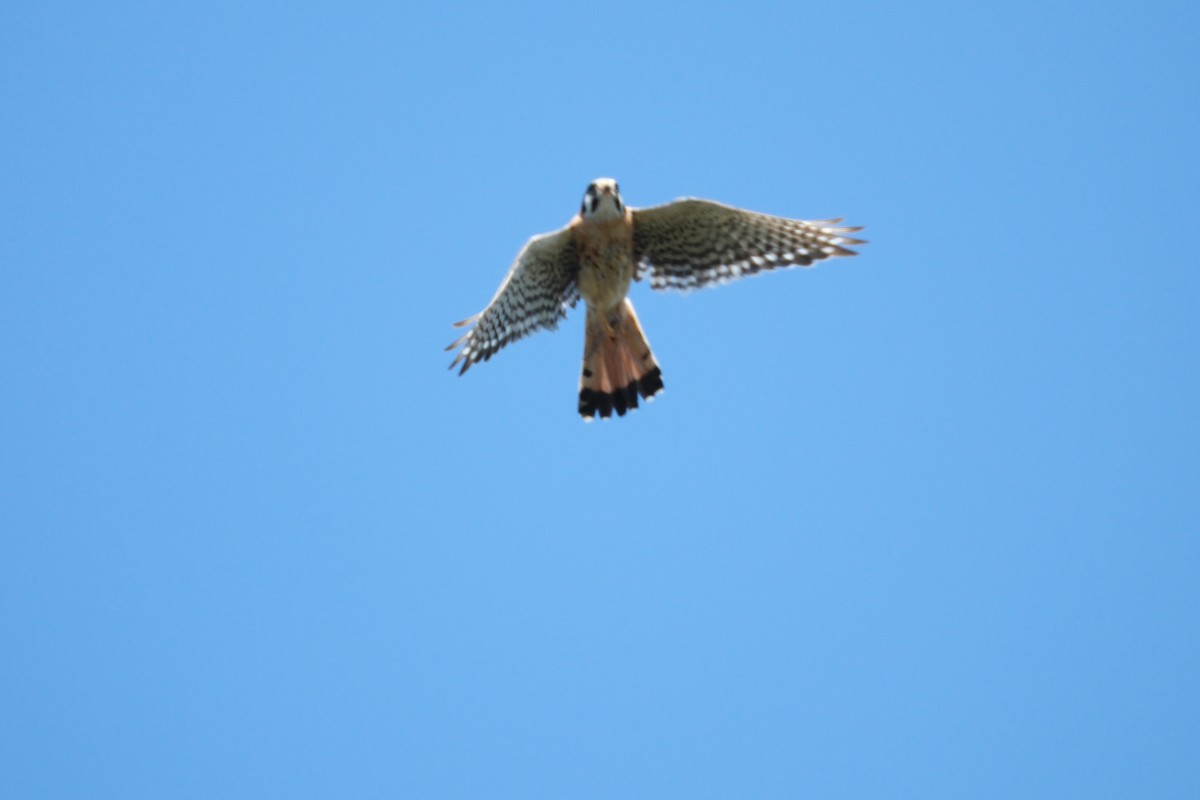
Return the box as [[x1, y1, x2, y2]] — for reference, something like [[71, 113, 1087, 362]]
[[3, 2, 1197, 797]]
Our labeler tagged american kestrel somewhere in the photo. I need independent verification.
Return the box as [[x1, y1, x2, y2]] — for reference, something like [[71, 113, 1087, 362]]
[[448, 179, 865, 420]]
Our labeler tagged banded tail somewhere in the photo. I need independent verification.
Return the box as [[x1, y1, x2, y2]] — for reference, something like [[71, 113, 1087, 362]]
[[578, 298, 664, 420]]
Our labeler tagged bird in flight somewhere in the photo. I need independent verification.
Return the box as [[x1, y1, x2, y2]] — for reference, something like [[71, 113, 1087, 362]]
[[448, 179, 865, 420]]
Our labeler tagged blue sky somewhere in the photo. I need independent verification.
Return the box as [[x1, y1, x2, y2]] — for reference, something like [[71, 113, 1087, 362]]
[[3, 1, 1197, 797]]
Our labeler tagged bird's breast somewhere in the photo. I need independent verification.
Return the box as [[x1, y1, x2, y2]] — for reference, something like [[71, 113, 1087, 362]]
[[574, 217, 635, 312]]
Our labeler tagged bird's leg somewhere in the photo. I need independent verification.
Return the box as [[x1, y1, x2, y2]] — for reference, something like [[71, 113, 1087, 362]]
[[603, 308, 622, 342], [584, 307, 619, 360]]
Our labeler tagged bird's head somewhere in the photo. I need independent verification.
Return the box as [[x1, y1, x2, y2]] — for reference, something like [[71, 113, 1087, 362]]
[[580, 178, 624, 221]]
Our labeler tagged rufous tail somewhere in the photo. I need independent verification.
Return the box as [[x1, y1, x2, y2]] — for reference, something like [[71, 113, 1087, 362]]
[[578, 299, 664, 420]]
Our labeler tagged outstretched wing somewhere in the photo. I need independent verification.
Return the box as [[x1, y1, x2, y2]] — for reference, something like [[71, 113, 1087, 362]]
[[447, 227, 581, 374], [632, 199, 865, 292]]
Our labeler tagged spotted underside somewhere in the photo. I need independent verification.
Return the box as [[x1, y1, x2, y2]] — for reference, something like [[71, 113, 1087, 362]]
[[632, 199, 865, 291]]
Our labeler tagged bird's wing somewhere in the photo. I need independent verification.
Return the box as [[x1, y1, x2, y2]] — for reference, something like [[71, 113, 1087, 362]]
[[632, 198, 865, 292], [447, 227, 580, 374]]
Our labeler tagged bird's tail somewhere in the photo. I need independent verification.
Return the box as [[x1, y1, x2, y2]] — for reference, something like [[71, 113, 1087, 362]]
[[579, 298, 664, 420]]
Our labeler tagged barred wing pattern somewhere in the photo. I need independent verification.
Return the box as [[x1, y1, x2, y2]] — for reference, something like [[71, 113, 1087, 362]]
[[632, 199, 864, 291], [447, 228, 581, 374]]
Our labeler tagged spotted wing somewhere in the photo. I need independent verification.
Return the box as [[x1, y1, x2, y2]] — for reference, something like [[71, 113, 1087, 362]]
[[632, 198, 865, 292], [447, 227, 581, 374]]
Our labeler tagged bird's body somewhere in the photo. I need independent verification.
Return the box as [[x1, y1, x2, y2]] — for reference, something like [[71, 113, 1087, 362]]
[[448, 179, 865, 420], [574, 206, 635, 314]]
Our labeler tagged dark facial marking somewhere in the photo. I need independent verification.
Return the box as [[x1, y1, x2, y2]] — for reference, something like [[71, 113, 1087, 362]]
[[581, 184, 599, 215]]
